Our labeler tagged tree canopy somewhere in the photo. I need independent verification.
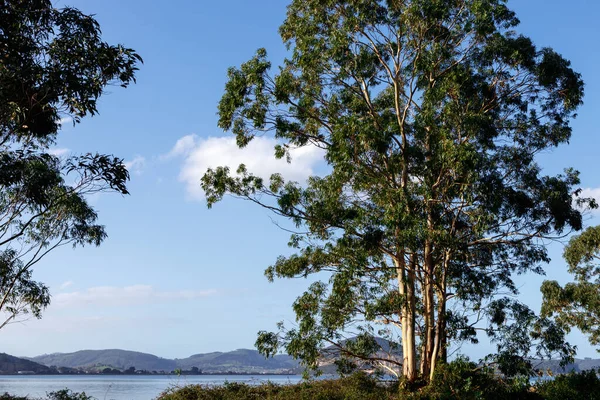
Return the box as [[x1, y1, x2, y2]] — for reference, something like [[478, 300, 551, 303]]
[[0, 0, 141, 328], [203, 0, 590, 381], [542, 226, 600, 349]]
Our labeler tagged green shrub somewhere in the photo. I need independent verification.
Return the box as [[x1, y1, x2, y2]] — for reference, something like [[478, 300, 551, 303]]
[[0, 390, 93, 400], [158, 372, 398, 400], [535, 369, 600, 400], [403, 357, 539, 400], [46, 390, 93, 400], [0, 394, 28, 400], [155, 367, 600, 400]]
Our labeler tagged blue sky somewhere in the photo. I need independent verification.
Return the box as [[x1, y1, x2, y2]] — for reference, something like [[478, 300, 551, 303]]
[[3, 0, 600, 360]]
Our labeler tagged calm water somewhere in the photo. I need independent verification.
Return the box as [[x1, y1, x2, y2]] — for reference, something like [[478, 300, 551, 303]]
[[0, 375, 302, 400]]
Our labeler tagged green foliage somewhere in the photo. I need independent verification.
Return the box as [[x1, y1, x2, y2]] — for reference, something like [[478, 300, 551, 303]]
[[45, 390, 93, 400], [0, 0, 141, 145], [542, 226, 600, 349], [0, 390, 92, 400], [2, 372, 600, 400], [484, 298, 576, 376], [0, 395, 27, 400], [159, 372, 398, 400], [204, 0, 589, 381], [407, 357, 536, 400], [160, 369, 600, 400], [0, 0, 141, 328], [535, 369, 600, 400], [0, 250, 49, 324]]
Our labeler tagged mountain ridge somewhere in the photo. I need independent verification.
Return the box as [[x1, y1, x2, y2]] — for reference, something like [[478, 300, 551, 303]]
[[0, 353, 53, 374], [21, 347, 600, 376], [29, 348, 299, 374]]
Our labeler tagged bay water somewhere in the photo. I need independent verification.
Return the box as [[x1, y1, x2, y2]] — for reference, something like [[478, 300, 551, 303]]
[[0, 375, 303, 400]]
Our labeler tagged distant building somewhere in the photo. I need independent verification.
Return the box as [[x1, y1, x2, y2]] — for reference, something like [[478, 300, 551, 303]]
[[17, 371, 35, 375]]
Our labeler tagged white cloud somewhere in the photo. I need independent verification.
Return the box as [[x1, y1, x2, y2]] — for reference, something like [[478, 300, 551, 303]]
[[161, 134, 199, 160], [54, 285, 217, 308], [59, 281, 74, 290], [124, 155, 146, 176], [580, 187, 600, 201], [578, 187, 600, 215], [166, 135, 324, 200], [48, 148, 70, 157]]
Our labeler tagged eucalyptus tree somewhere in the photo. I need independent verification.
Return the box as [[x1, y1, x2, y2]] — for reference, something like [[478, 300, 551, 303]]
[[542, 226, 600, 350], [0, 0, 141, 327], [203, 0, 588, 381]]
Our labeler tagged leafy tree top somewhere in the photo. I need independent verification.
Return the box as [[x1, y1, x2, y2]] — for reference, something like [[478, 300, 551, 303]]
[[542, 226, 600, 348], [203, 0, 590, 379], [0, 0, 141, 329], [0, 0, 142, 148]]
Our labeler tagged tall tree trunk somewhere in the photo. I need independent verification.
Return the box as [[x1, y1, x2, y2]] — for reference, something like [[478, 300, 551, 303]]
[[420, 275, 429, 376], [429, 252, 449, 381], [439, 299, 448, 364], [405, 264, 417, 380], [418, 204, 437, 379], [429, 293, 445, 381], [421, 236, 436, 379], [396, 255, 417, 381]]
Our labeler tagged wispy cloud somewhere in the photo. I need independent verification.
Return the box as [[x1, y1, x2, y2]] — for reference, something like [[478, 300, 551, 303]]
[[48, 148, 70, 157], [59, 281, 74, 290], [165, 135, 324, 201], [124, 156, 146, 176], [9, 314, 190, 335], [53, 285, 217, 308]]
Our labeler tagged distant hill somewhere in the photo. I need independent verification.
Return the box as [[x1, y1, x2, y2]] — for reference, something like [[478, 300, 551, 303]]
[[532, 358, 600, 373], [30, 349, 176, 372], [26, 347, 600, 376], [31, 348, 299, 374], [0, 353, 54, 374], [176, 349, 298, 373]]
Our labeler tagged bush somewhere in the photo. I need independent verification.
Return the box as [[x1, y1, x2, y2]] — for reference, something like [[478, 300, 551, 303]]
[[0, 394, 28, 400], [158, 372, 398, 400], [156, 366, 600, 400], [535, 369, 600, 400], [46, 390, 93, 400], [402, 358, 539, 400], [0, 390, 93, 400]]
